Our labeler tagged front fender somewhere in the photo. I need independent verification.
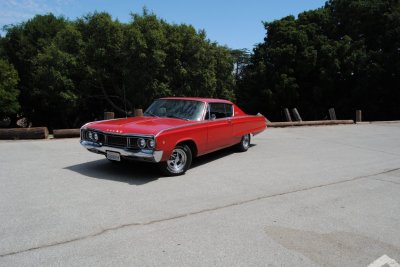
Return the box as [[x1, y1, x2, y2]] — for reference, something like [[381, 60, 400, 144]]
[[156, 127, 207, 161]]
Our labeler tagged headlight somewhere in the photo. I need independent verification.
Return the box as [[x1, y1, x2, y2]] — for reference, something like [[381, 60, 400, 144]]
[[93, 132, 98, 141], [88, 131, 93, 140], [137, 138, 146, 148], [148, 139, 155, 148]]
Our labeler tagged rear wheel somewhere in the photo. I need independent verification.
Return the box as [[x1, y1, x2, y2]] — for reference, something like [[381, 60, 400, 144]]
[[159, 144, 192, 176], [237, 134, 251, 152]]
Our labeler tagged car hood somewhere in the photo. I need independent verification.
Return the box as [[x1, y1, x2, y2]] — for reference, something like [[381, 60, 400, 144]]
[[83, 116, 195, 135]]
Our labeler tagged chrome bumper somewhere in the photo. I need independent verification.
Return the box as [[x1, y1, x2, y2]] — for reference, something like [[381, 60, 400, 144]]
[[80, 140, 163, 162]]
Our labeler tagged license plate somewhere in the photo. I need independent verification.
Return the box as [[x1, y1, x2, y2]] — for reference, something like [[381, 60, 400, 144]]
[[106, 151, 121, 161]]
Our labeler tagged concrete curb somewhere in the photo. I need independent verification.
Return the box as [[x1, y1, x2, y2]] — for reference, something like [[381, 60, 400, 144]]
[[357, 120, 400, 124], [267, 120, 354, 128]]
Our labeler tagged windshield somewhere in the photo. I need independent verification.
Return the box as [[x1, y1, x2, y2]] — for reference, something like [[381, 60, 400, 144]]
[[144, 99, 205, 121]]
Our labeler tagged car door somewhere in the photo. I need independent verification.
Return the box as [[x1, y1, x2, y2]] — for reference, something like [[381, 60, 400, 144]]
[[205, 103, 233, 151]]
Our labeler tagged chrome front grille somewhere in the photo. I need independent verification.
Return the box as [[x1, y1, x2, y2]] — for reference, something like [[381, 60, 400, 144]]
[[82, 129, 152, 150], [106, 135, 127, 147]]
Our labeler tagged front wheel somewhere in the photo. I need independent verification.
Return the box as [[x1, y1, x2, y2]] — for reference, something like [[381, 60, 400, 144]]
[[159, 144, 192, 176], [236, 134, 251, 152]]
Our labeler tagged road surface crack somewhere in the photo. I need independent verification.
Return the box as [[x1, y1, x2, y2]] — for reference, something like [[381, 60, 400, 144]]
[[1, 167, 399, 258], [374, 178, 400, 185]]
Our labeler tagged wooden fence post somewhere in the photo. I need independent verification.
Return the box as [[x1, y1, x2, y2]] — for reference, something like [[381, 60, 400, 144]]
[[134, 109, 143, 117], [292, 108, 302, 121], [283, 108, 292, 122], [104, 112, 115, 120], [356, 110, 362, 123], [328, 108, 337, 120]]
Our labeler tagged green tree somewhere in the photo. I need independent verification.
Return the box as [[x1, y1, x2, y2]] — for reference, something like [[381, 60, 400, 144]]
[[0, 59, 20, 117], [2, 14, 68, 126], [1, 11, 236, 128], [239, 0, 400, 121], [230, 48, 251, 81], [76, 12, 129, 115]]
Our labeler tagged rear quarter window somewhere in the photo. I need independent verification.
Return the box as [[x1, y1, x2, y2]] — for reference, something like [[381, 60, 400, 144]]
[[206, 103, 233, 120]]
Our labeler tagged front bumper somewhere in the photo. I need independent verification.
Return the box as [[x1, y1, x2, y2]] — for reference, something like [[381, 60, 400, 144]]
[[80, 140, 163, 163]]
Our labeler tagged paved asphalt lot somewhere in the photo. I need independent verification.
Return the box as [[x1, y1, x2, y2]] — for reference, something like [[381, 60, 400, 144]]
[[1, 123, 400, 266]]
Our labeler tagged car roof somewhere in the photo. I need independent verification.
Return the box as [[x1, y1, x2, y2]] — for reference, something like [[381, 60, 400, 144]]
[[159, 97, 233, 104]]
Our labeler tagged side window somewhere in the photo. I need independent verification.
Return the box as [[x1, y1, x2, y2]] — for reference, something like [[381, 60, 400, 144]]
[[207, 103, 233, 120], [225, 104, 233, 117]]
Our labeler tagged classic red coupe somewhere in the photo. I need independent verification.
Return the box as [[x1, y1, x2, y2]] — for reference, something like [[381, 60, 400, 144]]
[[80, 97, 267, 175]]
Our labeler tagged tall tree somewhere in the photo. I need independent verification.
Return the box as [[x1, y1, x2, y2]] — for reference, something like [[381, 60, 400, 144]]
[[230, 48, 251, 80], [1, 11, 236, 128], [0, 59, 20, 118], [2, 14, 68, 127], [239, 0, 400, 121]]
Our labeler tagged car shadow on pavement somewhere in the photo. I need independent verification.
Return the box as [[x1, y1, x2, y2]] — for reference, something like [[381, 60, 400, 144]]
[[191, 144, 256, 168], [64, 159, 161, 185], [65, 144, 256, 185]]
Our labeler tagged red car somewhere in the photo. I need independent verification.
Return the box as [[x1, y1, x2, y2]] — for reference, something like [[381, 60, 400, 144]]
[[80, 97, 267, 175]]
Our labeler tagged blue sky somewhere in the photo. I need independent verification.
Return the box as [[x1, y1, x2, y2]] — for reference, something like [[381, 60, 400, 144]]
[[0, 0, 327, 50]]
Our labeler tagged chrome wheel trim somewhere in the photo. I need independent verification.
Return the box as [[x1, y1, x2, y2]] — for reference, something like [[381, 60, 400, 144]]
[[242, 134, 250, 149], [167, 148, 187, 173]]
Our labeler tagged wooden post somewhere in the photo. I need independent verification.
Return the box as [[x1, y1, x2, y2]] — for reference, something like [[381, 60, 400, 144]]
[[104, 112, 115, 120], [292, 108, 302, 121], [328, 108, 337, 120], [283, 108, 292, 122], [356, 110, 362, 123], [134, 109, 143, 117]]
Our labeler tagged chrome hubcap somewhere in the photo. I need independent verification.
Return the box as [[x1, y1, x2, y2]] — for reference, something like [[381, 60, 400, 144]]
[[167, 148, 187, 173], [242, 134, 250, 148]]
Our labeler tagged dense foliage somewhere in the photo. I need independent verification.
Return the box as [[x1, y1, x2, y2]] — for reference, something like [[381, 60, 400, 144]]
[[0, 59, 20, 117], [237, 0, 400, 121], [1, 0, 399, 128], [0, 12, 235, 129]]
